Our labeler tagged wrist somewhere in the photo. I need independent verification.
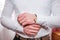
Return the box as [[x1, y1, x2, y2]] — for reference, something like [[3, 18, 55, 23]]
[[34, 14, 37, 23]]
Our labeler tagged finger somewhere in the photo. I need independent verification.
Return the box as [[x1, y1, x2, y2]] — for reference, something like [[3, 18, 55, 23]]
[[22, 20, 35, 26], [17, 13, 27, 22], [18, 13, 25, 18], [28, 26, 40, 31], [18, 16, 25, 22], [24, 27, 37, 36], [32, 24, 41, 28], [20, 18, 26, 24], [28, 29, 38, 33], [17, 16, 25, 25], [24, 27, 38, 33], [26, 27, 38, 33], [22, 21, 31, 26], [27, 33, 36, 36], [25, 30, 37, 36]]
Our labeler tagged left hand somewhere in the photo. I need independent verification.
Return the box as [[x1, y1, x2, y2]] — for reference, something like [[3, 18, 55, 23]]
[[23, 24, 41, 36], [17, 12, 37, 26]]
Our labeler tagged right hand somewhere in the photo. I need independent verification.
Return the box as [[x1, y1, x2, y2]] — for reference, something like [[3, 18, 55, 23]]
[[17, 12, 37, 26], [23, 24, 41, 37]]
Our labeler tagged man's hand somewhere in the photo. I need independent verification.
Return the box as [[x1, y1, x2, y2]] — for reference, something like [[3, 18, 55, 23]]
[[23, 24, 41, 36], [17, 12, 37, 26]]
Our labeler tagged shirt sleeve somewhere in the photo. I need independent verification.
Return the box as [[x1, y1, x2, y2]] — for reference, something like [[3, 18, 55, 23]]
[[36, 0, 60, 28], [36, 16, 60, 28], [1, 0, 24, 34], [35, 0, 60, 37]]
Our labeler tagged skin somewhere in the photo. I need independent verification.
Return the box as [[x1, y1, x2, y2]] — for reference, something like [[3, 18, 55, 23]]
[[23, 24, 41, 36], [17, 12, 36, 26], [17, 12, 41, 36]]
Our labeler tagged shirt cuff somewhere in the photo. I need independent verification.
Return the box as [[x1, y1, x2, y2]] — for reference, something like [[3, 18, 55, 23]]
[[15, 21, 24, 32], [36, 14, 47, 25]]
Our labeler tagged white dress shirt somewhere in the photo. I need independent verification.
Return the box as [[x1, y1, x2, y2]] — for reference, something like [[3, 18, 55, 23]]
[[1, 0, 60, 38]]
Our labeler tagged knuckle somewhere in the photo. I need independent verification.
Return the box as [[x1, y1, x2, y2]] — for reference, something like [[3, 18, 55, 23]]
[[22, 22, 27, 25]]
